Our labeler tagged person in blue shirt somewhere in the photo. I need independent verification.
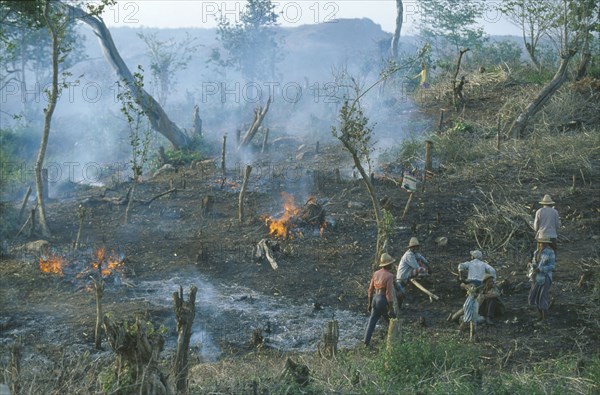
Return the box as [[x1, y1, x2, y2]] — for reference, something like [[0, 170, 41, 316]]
[[528, 236, 556, 322]]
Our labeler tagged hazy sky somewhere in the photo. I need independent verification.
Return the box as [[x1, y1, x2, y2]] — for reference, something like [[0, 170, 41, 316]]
[[102, 0, 521, 36]]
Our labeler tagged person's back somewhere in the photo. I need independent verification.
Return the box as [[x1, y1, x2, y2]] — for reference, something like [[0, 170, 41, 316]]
[[534, 206, 560, 239]]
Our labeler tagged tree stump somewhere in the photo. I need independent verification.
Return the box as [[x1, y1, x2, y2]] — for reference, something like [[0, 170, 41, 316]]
[[318, 320, 339, 359], [386, 318, 402, 351], [103, 316, 169, 394], [172, 285, 197, 395], [201, 195, 214, 217]]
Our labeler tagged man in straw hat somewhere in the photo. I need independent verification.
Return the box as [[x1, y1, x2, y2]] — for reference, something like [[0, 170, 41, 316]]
[[534, 194, 560, 253], [395, 237, 432, 306], [528, 236, 556, 322], [364, 253, 396, 346]]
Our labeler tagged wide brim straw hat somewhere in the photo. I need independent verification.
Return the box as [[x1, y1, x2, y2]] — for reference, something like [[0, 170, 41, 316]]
[[379, 253, 395, 267], [539, 195, 555, 205], [408, 237, 420, 248]]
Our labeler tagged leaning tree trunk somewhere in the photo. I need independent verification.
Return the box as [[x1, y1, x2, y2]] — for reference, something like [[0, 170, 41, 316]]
[[509, 50, 576, 138], [390, 0, 403, 59], [34, 2, 60, 238], [60, 2, 190, 149], [575, 32, 591, 81]]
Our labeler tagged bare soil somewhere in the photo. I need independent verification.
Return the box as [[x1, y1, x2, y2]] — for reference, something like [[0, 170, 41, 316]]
[[1, 129, 599, 375]]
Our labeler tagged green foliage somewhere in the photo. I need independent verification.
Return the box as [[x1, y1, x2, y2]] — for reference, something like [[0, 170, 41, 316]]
[[213, 0, 282, 81], [417, 0, 487, 56], [161, 148, 204, 168], [117, 66, 152, 182], [471, 40, 523, 69], [379, 209, 396, 245], [137, 31, 201, 106], [377, 333, 481, 392], [331, 99, 375, 169], [98, 363, 135, 395]]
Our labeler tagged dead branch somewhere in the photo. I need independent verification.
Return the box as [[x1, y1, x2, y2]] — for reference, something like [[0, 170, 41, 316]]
[[255, 238, 279, 270], [18, 186, 32, 221], [145, 188, 177, 206], [410, 279, 440, 302], [239, 97, 272, 148]]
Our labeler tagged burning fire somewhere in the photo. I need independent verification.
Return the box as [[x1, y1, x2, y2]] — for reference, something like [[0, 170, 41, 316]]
[[91, 247, 124, 277], [39, 254, 66, 276], [263, 192, 301, 239]]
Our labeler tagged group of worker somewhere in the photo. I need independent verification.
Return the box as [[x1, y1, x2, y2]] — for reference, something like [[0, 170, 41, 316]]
[[364, 194, 560, 346]]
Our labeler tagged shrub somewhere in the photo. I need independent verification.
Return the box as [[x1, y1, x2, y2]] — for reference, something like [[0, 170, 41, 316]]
[[376, 333, 481, 393]]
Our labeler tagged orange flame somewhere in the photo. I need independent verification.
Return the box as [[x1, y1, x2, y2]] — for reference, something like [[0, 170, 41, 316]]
[[39, 255, 65, 276], [262, 192, 301, 239], [91, 247, 124, 277]]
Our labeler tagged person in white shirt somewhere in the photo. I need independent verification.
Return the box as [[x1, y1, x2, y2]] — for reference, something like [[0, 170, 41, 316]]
[[395, 237, 431, 306], [534, 194, 560, 253], [457, 250, 496, 287]]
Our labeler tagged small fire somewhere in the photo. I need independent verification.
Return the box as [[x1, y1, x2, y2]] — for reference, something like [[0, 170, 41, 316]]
[[39, 254, 65, 276], [91, 247, 124, 277], [263, 192, 301, 239]]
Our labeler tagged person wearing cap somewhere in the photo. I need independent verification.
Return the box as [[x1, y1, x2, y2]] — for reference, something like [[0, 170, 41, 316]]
[[534, 194, 560, 253], [528, 236, 556, 321], [364, 253, 396, 346], [476, 273, 505, 324], [395, 237, 431, 306], [457, 250, 497, 287]]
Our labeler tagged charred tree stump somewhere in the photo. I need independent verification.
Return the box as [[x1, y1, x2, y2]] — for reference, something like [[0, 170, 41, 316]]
[[93, 275, 104, 349], [18, 185, 32, 221], [103, 316, 169, 394], [282, 357, 310, 386], [192, 104, 202, 139], [201, 195, 215, 217], [238, 165, 252, 223], [172, 285, 198, 395], [73, 204, 86, 250], [318, 320, 339, 359], [221, 135, 227, 177], [438, 109, 445, 132], [158, 146, 167, 167]]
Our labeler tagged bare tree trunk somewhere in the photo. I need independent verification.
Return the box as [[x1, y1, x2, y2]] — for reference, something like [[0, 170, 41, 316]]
[[575, 33, 591, 81], [390, 0, 403, 59], [509, 50, 576, 138], [60, 2, 191, 149], [35, 2, 60, 238], [238, 165, 252, 223], [172, 285, 198, 395], [221, 135, 227, 177], [239, 97, 272, 148], [94, 277, 104, 349], [452, 48, 469, 105]]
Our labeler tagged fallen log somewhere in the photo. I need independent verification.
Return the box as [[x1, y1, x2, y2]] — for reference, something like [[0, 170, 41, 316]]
[[410, 279, 440, 302], [255, 238, 278, 270], [144, 188, 177, 206]]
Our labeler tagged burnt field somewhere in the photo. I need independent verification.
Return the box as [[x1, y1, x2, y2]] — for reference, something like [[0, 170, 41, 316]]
[[1, 132, 599, 393]]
